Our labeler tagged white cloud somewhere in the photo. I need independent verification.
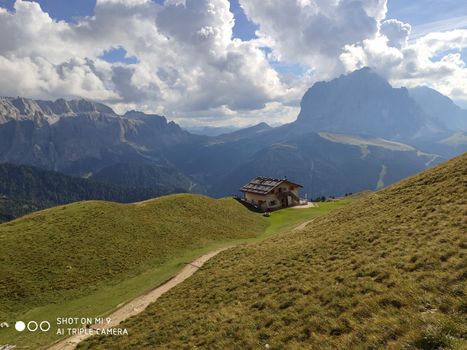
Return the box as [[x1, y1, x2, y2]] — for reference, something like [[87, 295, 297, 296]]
[[0, 55, 117, 100], [97, 0, 151, 5], [172, 101, 300, 128], [380, 19, 411, 49], [410, 15, 467, 39], [239, 0, 388, 78], [0, 0, 467, 125], [340, 27, 467, 102], [0, 0, 303, 124]]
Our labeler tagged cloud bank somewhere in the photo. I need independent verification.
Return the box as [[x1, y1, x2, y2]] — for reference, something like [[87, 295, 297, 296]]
[[0, 0, 466, 126]]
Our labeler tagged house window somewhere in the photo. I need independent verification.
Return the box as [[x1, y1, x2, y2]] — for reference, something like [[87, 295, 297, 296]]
[[270, 200, 276, 206]]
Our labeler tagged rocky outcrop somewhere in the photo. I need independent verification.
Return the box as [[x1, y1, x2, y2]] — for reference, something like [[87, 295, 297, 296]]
[[409, 86, 467, 131], [0, 97, 116, 126], [295, 68, 440, 140], [0, 97, 194, 176]]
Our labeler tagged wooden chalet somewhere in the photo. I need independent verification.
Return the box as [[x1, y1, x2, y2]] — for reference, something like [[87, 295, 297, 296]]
[[240, 176, 303, 211]]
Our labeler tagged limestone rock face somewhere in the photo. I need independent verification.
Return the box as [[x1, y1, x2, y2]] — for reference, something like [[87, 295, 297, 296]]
[[408, 86, 467, 131], [295, 68, 438, 140], [0, 97, 117, 126], [0, 97, 193, 175]]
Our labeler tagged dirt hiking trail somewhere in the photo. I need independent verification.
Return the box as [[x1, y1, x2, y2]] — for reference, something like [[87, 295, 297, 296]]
[[48, 217, 315, 349], [48, 249, 227, 350]]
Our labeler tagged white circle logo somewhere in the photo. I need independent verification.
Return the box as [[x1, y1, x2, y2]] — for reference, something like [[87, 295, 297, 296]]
[[40, 321, 51, 332], [15, 321, 26, 332], [27, 321, 39, 332]]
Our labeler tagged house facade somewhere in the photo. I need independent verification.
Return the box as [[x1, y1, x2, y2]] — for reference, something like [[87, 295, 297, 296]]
[[240, 177, 303, 211]]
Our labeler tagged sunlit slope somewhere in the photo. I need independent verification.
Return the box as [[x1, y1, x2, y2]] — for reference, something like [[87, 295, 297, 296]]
[[0, 194, 266, 320], [81, 154, 466, 349]]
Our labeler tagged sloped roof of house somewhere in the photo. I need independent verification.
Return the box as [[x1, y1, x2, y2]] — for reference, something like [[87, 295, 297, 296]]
[[240, 177, 302, 195]]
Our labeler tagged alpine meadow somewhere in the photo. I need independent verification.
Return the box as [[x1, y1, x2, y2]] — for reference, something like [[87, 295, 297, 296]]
[[0, 1, 466, 350], [79, 153, 467, 350]]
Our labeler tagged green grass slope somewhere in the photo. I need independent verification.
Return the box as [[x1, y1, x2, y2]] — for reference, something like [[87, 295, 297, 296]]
[[0, 194, 266, 322], [81, 153, 466, 350]]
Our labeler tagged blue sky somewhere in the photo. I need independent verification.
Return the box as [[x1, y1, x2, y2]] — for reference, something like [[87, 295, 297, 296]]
[[0, 0, 96, 21], [386, 0, 467, 26]]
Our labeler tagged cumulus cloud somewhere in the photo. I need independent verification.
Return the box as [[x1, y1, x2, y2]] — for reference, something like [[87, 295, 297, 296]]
[[239, 0, 388, 78], [238, 0, 467, 107], [0, 0, 467, 125], [0, 0, 291, 123], [340, 27, 467, 101], [380, 19, 411, 49], [0, 55, 117, 100]]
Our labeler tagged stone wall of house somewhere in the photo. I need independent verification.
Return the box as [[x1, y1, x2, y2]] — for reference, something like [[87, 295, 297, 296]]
[[244, 192, 281, 210]]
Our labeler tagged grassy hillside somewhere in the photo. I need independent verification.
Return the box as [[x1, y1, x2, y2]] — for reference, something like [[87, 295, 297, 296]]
[[80, 154, 466, 349], [0, 194, 266, 341], [0, 194, 266, 317], [0, 162, 184, 222]]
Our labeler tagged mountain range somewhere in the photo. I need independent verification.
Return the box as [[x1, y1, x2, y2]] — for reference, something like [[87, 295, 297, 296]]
[[408, 85, 467, 131], [0, 68, 465, 213], [296, 67, 431, 139]]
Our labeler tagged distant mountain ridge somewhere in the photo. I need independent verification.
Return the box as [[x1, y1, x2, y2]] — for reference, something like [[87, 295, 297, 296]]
[[0, 68, 465, 211], [91, 162, 201, 193], [205, 131, 439, 198], [215, 122, 271, 142], [295, 68, 442, 140], [0, 96, 198, 178], [409, 86, 467, 131], [0, 96, 116, 126], [183, 125, 241, 136]]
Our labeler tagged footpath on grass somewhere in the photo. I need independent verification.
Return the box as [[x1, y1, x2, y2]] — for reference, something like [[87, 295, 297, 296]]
[[47, 200, 349, 350], [48, 249, 228, 350]]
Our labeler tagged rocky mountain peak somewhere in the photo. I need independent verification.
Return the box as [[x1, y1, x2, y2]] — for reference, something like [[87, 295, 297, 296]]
[[295, 67, 430, 140], [67, 99, 116, 115], [0, 97, 118, 126], [409, 86, 467, 131], [124, 110, 165, 121]]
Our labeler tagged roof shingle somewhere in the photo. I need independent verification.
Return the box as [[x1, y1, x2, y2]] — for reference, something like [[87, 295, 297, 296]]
[[240, 177, 301, 195]]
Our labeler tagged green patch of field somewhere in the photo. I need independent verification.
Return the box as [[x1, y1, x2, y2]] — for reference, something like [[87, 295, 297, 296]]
[[264, 201, 350, 237], [79, 154, 466, 350], [0, 192, 346, 349], [0, 194, 266, 348]]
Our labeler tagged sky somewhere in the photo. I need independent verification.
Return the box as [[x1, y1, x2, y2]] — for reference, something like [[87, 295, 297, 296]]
[[0, 0, 466, 126]]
